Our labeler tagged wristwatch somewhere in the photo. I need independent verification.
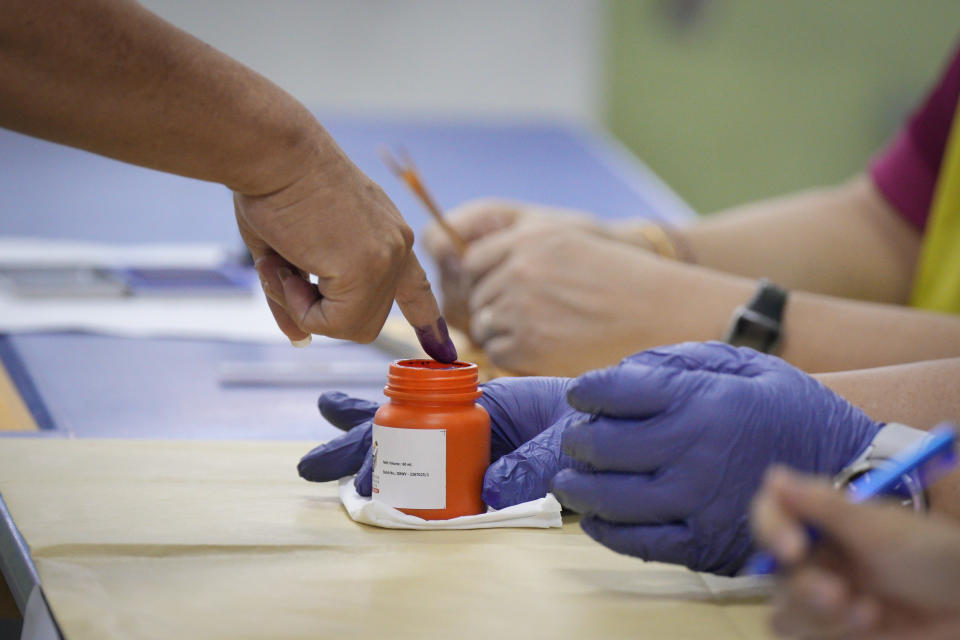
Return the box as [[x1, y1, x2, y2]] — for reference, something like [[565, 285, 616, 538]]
[[723, 279, 788, 354], [834, 423, 932, 512]]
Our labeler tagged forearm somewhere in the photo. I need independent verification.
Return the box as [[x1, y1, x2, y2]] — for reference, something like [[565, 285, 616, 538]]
[[645, 260, 960, 372], [781, 290, 960, 372], [614, 176, 921, 303], [816, 359, 960, 428], [815, 359, 960, 520], [0, 0, 325, 194]]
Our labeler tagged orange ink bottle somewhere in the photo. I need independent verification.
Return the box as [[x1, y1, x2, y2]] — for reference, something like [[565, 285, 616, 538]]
[[372, 359, 490, 520]]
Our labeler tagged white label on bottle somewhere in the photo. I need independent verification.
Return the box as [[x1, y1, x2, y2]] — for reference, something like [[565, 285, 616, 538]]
[[371, 424, 446, 510]]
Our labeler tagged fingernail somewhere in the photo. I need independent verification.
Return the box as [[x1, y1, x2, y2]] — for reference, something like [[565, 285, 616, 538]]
[[416, 316, 458, 363], [291, 335, 312, 348], [768, 467, 796, 495], [773, 527, 805, 563], [277, 266, 292, 283]]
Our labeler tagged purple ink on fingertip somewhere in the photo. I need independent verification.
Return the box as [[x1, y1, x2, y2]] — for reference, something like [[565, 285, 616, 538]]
[[415, 316, 458, 363]]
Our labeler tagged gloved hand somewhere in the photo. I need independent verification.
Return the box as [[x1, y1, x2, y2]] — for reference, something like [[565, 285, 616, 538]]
[[552, 342, 881, 576], [298, 377, 586, 509]]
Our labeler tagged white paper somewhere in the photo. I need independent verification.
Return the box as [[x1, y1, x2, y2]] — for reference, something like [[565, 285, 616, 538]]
[[0, 287, 314, 343], [0, 237, 336, 344], [0, 237, 230, 268], [339, 476, 563, 530]]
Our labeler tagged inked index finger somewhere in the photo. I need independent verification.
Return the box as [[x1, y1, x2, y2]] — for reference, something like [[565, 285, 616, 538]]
[[394, 251, 457, 363]]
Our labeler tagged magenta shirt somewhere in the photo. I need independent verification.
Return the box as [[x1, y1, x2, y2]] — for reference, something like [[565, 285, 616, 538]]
[[870, 42, 960, 230]]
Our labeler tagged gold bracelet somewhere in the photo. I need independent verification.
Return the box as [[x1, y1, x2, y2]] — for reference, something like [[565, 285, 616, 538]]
[[635, 223, 680, 260]]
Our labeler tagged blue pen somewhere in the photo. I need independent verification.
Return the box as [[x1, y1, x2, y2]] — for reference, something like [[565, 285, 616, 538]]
[[743, 423, 958, 576]]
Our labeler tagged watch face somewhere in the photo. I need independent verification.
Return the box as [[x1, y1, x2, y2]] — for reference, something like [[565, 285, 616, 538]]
[[852, 468, 924, 510], [729, 316, 778, 353]]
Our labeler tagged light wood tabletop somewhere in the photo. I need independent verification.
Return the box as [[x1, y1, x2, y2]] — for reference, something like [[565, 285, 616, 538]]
[[0, 439, 774, 640]]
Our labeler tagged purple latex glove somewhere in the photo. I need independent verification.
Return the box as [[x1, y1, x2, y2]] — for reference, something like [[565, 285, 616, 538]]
[[298, 377, 585, 509], [552, 342, 880, 576]]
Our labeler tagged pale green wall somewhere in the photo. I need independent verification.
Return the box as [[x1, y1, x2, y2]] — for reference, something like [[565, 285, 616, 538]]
[[605, 1, 960, 213]]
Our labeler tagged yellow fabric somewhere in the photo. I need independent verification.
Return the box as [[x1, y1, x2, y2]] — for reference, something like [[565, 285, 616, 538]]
[[911, 103, 960, 312]]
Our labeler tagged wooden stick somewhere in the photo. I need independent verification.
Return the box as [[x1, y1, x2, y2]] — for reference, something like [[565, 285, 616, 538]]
[[379, 147, 468, 257]]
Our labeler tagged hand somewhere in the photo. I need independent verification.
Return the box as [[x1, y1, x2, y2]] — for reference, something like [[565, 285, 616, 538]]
[[298, 376, 586, 509], [453, 217, 744, 376], [752, 467, 960, 639], [463, 222, 703, 375], [422, 199, 600, 337], [236, 139, 456, 361], [551, 342, 880, 575]]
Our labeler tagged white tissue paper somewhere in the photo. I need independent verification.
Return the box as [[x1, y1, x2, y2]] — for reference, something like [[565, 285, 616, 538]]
[[338, 477, 563, 530]]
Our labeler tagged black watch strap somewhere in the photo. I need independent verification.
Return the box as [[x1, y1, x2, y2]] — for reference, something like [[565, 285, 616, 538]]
[[723, 278, 788, 354], [750, 278, 787, 325]]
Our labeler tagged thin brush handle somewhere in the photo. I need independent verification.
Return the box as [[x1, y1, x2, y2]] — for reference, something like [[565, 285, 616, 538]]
[[400, 170, 468, 257]]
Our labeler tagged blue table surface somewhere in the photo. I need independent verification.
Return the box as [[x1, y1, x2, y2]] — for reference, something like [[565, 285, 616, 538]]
[[0, 115, 693, 441], [1, 333, 393, 442], [0, 115, 692, 245]]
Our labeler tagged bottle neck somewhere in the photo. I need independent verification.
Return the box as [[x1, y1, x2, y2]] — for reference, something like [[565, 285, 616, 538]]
[[383, 359, 481, 404]]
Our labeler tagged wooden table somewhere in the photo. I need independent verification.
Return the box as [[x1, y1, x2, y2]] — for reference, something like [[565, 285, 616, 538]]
[[0, 439, 773, 640]]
